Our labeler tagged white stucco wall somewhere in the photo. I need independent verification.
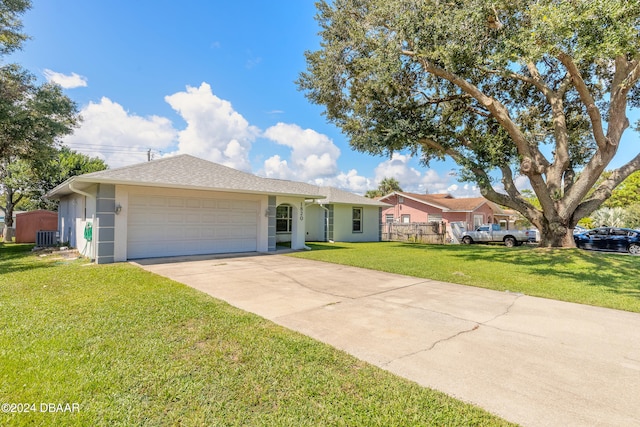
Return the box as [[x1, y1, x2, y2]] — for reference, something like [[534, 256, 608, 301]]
[[274, 197, 307, 249], [305, 204, 326, 242], [58, 186, 97, 258]]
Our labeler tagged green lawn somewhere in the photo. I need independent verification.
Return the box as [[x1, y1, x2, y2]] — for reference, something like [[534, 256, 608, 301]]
[[0, 244, 512, 426], [290, 242, 640, 313]]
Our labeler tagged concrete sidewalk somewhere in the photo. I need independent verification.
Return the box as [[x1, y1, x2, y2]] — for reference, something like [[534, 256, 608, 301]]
[[134, 253, 640, 427]]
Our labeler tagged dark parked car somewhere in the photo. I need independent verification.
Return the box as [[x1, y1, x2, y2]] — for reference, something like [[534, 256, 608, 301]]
[[574, 227, 640, 255]]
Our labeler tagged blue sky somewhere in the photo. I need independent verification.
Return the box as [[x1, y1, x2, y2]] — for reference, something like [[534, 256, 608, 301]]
[[7, 1, 639, 197]]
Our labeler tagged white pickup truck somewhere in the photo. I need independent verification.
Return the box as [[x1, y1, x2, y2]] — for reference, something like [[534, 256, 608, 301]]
[[460, 224, 531, 247]]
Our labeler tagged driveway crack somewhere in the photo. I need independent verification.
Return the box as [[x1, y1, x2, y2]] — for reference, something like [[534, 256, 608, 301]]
[[259, 265, 354, 299], [382, 293, 526, 367], [381, 324, 481, 367], [260, 264, 430, 300], [483, 293, 524, 324]]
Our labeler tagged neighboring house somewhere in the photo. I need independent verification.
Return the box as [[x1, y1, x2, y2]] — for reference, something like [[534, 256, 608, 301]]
[[15, 210, 58, 243], [46, 155, 386, 264], [379, 192, 517, 230]]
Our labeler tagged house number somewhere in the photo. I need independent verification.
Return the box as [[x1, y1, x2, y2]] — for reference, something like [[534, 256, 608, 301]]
[[300, 202, 304, 220]]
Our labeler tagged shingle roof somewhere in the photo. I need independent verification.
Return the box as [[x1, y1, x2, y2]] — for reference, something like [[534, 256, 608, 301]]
[[381, 191, 504, 213], [47, 154, 324, 199], [318, 187, 390, 207]]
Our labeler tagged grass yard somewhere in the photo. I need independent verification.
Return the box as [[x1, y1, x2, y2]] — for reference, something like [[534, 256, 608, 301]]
[[290, 242, 640, 313], [0, 244, 513, 426]]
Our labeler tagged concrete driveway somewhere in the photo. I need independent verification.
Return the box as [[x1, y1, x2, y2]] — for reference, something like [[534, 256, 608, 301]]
[[134, 253, 640, 427]]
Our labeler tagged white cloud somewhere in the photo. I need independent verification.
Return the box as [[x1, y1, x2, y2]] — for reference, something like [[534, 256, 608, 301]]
[[372, 153, 480, 197], [165, 82, 259, 171], [63, 97, 177, 167], [317, 169, 373, 194], [447, 183, 481, 198], [374, 155, 420, 188], [263, 123, 341, 181], [43, 69, 88, 89], [262, 154, 292, 180], [58, 80, 488, 200]]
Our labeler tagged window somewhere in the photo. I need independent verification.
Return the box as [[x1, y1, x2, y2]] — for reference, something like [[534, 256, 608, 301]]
[[385, 214, 394, 223], [428, 214, 442, 223], [401, 214, 410, 223], [398, 196, 404, 204], [352, 207, 363, 232], [276, 205, 292, 233], [473, 214, 483, 227]]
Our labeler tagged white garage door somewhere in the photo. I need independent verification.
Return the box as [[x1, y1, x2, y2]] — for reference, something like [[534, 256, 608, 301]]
[[127, 193, 258, 259]]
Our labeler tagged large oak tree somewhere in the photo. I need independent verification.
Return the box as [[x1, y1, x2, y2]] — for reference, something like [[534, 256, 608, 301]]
[[0, 67, 80, 241], [0, 1, 81, 241], [299, 0, 640, 247]]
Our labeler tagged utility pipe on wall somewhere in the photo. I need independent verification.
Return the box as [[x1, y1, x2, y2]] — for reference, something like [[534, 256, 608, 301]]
[[68, 180, 96, 261]]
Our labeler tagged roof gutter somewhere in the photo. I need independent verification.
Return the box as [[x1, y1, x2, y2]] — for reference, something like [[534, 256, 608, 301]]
[[65, 178, 325, 200], [69, 180, 94, 199]]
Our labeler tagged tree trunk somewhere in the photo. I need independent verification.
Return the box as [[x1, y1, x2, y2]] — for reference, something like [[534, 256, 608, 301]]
[[2, 186, 15, 243], [537, 221, 576, 248], [2, 225, 13, 243]]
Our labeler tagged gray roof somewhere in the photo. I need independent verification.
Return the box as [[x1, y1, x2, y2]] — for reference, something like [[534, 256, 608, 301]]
[[318, 186, 390, 207], [47, 154, 324, 199], [47, 155, 392, 207]]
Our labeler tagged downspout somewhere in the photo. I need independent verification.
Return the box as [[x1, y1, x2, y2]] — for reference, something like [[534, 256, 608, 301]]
[[68, 181, 96, 261], [303, 201, 317, 250]]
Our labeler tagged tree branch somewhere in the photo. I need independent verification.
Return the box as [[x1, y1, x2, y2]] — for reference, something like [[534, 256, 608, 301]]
[[500, 165, 521, 200], [573, 153, 640, 220], [557, 73, 573, 97], [563, 56, 639, 217], [403, 51, 533, 154], [418, 137, 540, 222], [556, 52, 607, 150], [526, 61, 571, 194], [417, 92, 471, 104]]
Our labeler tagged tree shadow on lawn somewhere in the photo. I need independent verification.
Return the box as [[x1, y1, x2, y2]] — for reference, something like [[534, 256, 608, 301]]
[[0, 244, 57, 275], [395, 243, 640, 300]]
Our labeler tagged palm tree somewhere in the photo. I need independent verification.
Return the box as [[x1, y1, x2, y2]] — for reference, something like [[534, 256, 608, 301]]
[[591, 207, 628, 228], [364, 177, 403, 198], [379, 177, 402, 195]]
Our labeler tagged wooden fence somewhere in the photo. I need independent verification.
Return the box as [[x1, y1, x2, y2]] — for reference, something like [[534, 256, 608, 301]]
[[381, 222, 447, 244]]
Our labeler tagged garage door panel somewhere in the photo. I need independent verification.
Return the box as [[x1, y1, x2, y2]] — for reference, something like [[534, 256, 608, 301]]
[[168, 198, 184, 208], [202, 199, 216, 209], [202, 216, 217, 225], [149, 196, 166, 207], [234, 212, 257, 223], [127, 193, 258, 259], [167, 213, 184, 223], [186, 199, 201, 208]]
